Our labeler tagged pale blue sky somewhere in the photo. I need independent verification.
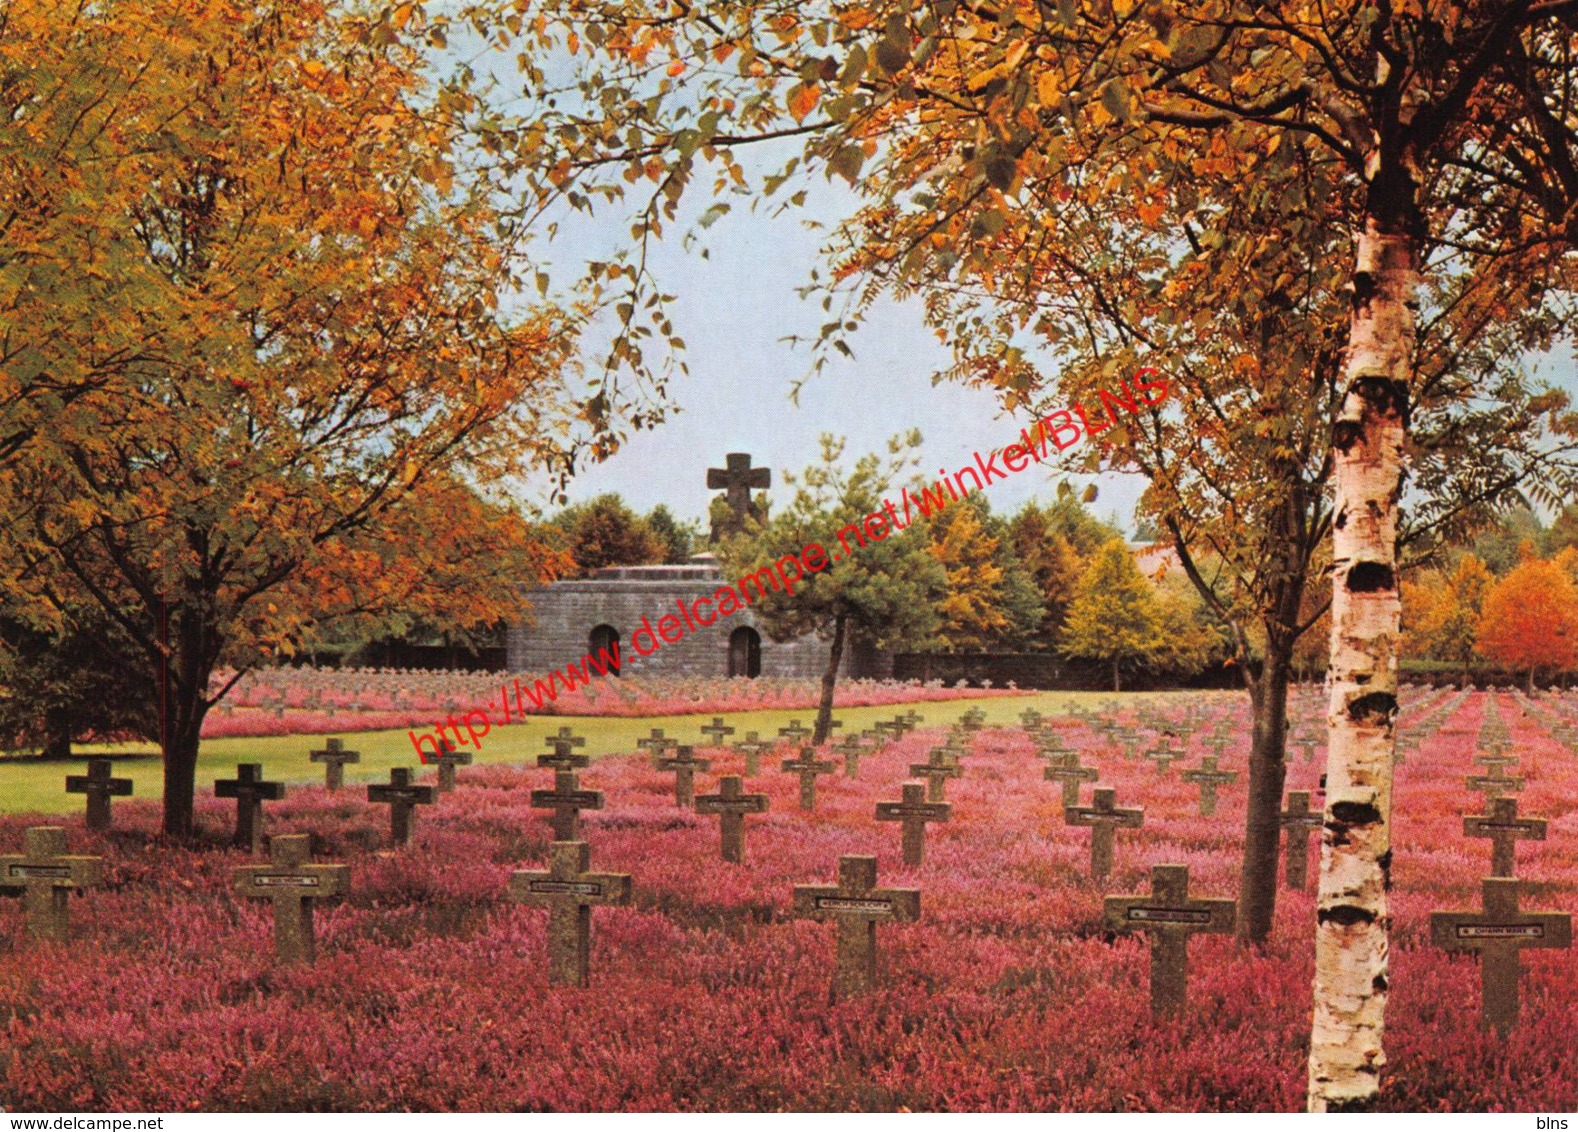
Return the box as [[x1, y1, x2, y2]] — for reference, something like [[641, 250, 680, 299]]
[[510, 149, 1577, 535], [512, 154, 1141, 531]]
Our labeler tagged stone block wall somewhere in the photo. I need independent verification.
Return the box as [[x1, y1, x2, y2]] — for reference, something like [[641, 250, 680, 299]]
[[506, 567, 889, 680]]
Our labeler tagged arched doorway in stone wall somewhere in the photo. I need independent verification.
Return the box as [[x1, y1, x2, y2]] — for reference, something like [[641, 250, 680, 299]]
[[588, 624, 622, 675], [728, 626, 761, 678]]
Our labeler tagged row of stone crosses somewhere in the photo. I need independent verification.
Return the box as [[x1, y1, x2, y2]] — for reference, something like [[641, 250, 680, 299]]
[[3, 694, 1568, 1029]]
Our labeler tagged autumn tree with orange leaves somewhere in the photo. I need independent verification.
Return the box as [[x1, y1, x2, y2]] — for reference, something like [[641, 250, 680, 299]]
[[0, 0, 645, 837], [1475, 558, 1578, 691]]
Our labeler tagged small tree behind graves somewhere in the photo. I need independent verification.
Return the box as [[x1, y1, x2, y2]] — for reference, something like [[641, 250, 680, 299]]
[[721, 435, 945, 744]]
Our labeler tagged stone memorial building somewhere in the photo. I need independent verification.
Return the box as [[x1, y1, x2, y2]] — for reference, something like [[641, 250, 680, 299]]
[[507, 455, 890, 680]]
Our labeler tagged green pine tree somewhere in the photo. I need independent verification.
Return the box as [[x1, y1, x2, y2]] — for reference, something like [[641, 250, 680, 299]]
[[721, 433, 945, 742]]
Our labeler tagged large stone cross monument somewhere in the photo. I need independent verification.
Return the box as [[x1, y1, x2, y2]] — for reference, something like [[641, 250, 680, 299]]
[[707, 452, 770, 539]]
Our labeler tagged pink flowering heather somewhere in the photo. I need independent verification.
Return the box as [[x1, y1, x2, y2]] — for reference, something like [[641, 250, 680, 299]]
[[201, 669, 1026, 738], [2, 691, 1574, 1110]]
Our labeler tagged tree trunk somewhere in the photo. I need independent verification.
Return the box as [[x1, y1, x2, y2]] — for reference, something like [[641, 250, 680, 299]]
[[41, 707, 71, 760], [157, 602, 216, 840], [813, 613, 847, 745], [1307, 220, 1415, 1112], [1112, 657, 1120, 693], [1238, 636, 1294, 943]]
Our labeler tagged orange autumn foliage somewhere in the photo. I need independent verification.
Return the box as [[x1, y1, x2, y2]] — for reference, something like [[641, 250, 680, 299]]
[[1475, 558, 1578, 683]]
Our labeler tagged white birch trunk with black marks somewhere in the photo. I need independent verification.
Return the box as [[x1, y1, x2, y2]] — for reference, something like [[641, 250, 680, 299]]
[[1306, 224, 1414, 1111]]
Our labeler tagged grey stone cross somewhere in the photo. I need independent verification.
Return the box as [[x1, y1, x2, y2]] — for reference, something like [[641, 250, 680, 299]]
[[428, 739, 473, 793], [732, 731, 773, 777], [508, 841, 631, 987], [1065, 786, 1144, 883], [657, 745, 711, 808], [834, 732, 868, 778], [1278, 790, 1324, 891], [1104, 863, 1235, 1018], [1464, 797, 1546, 879], [366, 768, 437, 846], [531, 769, 604, 840], [65, 758, 132, 830], [1043, 753, 1098, 807], [782, 747, 837, 811], [695, 776, 770, 863], [0, 826, 103, 942], [233, 834, 349, 964], [792, 855, 919, 998], [1430, 877, 1571, 1035], [1181, 756, 1237, 817], [215, 764, 286, 852], [707, 452, 770, 536], [1466, 761, 1525, 802], [875, 783, 950, 866], [908, 747, 964, 804], [309, 738, 360, 791]]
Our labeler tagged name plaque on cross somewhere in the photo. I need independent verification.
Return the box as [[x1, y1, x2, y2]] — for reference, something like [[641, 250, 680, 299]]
[[1126, 908, 1213, 925], [528, 880, 607, 896], [1455, 924, 1546, 940], [254, 875, 323, 888], [816, 897, 896, 913], [8, 865, 71, 879]]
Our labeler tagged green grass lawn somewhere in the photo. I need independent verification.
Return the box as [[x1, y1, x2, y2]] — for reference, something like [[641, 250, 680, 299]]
[[0, 690, 1205, 817]]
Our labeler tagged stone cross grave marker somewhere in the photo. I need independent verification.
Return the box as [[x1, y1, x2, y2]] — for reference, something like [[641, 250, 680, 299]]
[[1278, 790, 1324, 890], [1466, 761, 1525, 802], [65, 758, 132, 831], [544, 726, 588, 758], [531, 770, 605, 840], [1111, 728, 1142, 759], [957, 707, 987, 731], [793, 855, 920, 998], [909, 746, 964, 804], [1034, 729, 1076, 760], [508, 841, 632, 987], [1475, 749, 1517, 772], [875, 783, 951, 866], [695, 776, 770, 864], [428, 739, 473, 793], [0, 826, 104, 942], [733, 731, 772, 777], [309, 738, 361, 791], [707, 452, 770, 536], [1465, 797, 1547, 879], [834, 732, 867, 778], [1019, 708, 1044, 730], [1430, 877, 1572, 1035], [637, 729, 679, 764], [1181, 757, 1238, 817], [777, 720, 813, 746], [537, 741, 591, 773], [233, 833, 349, 964], [782, 747, 837, 811], [656, 745, 711, 808], [1144, 739, 1184, 776], [1104, 863, 1235, 1018], [1065, 786, 1144, 883], [215, 764, 286, 852], [366, 768, 437, 847], [699, 717, 735, 747], [1043, 753, 1099, 806]]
